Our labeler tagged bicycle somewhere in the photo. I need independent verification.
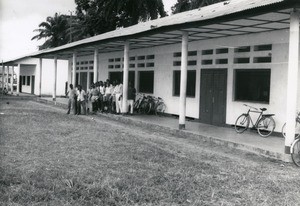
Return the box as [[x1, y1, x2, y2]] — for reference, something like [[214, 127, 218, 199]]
[[291, 137, 300, 167], [134, 93, 151, 114], [234, 104, 276, 137], [281, 112, 300, 139], [154, 97, 166, 116]]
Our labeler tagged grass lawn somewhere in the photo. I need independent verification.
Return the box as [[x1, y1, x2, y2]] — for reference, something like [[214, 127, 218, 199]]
[[1, 99, 300, 206]]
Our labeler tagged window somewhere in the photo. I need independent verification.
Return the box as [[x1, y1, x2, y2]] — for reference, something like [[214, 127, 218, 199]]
[[188, 51, 197, 56], [235, 69, 271, 103], [253, 57, 272, 63], [137, 56, 145, 60], [27, 76, 30, 86], [146, 55, 155, 60], [254, 44, 272, 51], [173, 70, 196, 97], [137, 63, 145, 68], [22, 76, 26, 85], [139, 71, 154, 93], [173, 52, 181, 57], [202, 49, 213, 55], [202, 59, 213, 65], [146, 62, 155, 67], [188, 60, 197, 66], [234, 58, 250, 64], [109, 71, 135, 87], [234, 46, 250, 53], [216, 48, 229, 54], [216, 59, 228, 64]]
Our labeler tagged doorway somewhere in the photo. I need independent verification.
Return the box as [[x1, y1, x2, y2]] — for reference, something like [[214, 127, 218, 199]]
[[31, 75, 35, 94], [200, 69, 227, 126]]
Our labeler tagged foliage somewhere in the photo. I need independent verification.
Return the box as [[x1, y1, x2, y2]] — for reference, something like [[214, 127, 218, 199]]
[[32, 0, 167, 49], [171, 0, 226, 14], [31, 13, 70, 50], [75, 0, 167, 36]]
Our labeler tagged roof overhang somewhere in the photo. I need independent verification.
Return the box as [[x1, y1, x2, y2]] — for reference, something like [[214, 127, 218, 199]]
[[3, 0, 299, 64]]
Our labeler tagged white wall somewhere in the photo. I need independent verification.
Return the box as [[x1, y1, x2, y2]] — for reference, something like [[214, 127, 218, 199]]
[[66, 29, 298, 133], [16, 58, 68, 96]]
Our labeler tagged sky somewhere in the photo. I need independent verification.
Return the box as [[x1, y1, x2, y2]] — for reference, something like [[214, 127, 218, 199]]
[[0, 0, 177, 62]]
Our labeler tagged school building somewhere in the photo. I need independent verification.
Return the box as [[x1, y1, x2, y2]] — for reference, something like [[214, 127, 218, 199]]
[[2, 0, 300, 153]]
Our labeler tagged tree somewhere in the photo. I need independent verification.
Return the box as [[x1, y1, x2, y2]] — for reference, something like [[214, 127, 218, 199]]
[[171, 0, 226, 14], [75, 0, 167, 36], [31, 13, 69, 50]]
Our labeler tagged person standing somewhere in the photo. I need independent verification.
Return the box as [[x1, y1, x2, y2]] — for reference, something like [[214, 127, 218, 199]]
[[113, 80, 123, 114], [76, 85, 86, 115], [66, 84, 76, 114], [127, 81, 136, 115], [90, 84, 100, 113]]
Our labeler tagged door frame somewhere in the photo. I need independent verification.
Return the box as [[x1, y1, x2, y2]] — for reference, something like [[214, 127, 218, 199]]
[[199, 68, 228, 126]]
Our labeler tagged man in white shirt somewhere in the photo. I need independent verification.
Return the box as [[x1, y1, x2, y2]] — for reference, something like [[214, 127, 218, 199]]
[[113, 80, 123, 114], [76, 85, 86, 115]]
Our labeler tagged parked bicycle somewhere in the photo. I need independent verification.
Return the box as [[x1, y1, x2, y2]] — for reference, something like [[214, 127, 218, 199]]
[[282, 112, 300, 167], [234, 104, 276, 137], [134, 93, 166, 115], [281, 112, 300, 139], [134, 94, 151, 114], [154, 97, 166, 116]]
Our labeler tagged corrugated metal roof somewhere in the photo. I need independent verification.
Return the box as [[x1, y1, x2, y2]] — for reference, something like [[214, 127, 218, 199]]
[[3, 0, 288, 63]]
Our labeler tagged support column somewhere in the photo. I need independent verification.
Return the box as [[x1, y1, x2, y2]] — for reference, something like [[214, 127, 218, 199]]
[[285, 10, 300, 154], [72, 52, 76, 86], [68, 59, 72, 87], [93, 48, 98, 83], [1, 61, 4, 93], [16, 64, 20, 96], [179, 31, 188, 130], [53, 56, 57, 101], [5, 65, 8, 91], [122, 40, 130, 114], [11, 65, 14, 94], [39, 58, 42, 97]]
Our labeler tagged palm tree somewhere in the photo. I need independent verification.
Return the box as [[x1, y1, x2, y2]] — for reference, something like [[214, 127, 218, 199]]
[[31, 13, 69, 50]]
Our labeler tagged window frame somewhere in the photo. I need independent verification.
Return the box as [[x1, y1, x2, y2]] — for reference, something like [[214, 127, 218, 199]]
[[173, 70, 196, 98], [234, 69, 271, 103], [138, 71, 154, 94]]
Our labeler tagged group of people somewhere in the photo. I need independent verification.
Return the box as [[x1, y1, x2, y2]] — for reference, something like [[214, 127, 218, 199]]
[[66, 79, 136, 116]]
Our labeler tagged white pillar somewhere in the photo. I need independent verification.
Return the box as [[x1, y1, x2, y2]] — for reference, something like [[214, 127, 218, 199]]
[[39, 58, 42, 97], [1, 62, 4, 93], [72, 52, 76, 86], [93, 48, 98, 83], [16, 64, 20, 96], [68, 59, 72, 88], [122, 40, 130, 114], [179, 31, 188, 130], [285, 10, 300, 154], [5, 65, 9, 90], [11, 65, 14, 94], [53, 56, 57, 101]]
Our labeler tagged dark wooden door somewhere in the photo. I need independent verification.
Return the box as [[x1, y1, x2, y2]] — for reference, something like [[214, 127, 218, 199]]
[[19, 75, 22, 93], [200, 69, 227, 126], [31, 76, 35, 94], [80, 72, 88, 91]]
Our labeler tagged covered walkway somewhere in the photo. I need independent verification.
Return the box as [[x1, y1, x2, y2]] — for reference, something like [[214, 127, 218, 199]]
[[38, 97, 289, 163]]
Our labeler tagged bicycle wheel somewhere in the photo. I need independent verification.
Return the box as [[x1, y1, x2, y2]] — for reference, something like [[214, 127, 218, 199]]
[[235, 114, 249, 133], [155, 102, 166, 116], [291, 138, 300, 167], [281, 122, 300, 139], [257, 116, 276, 137]]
